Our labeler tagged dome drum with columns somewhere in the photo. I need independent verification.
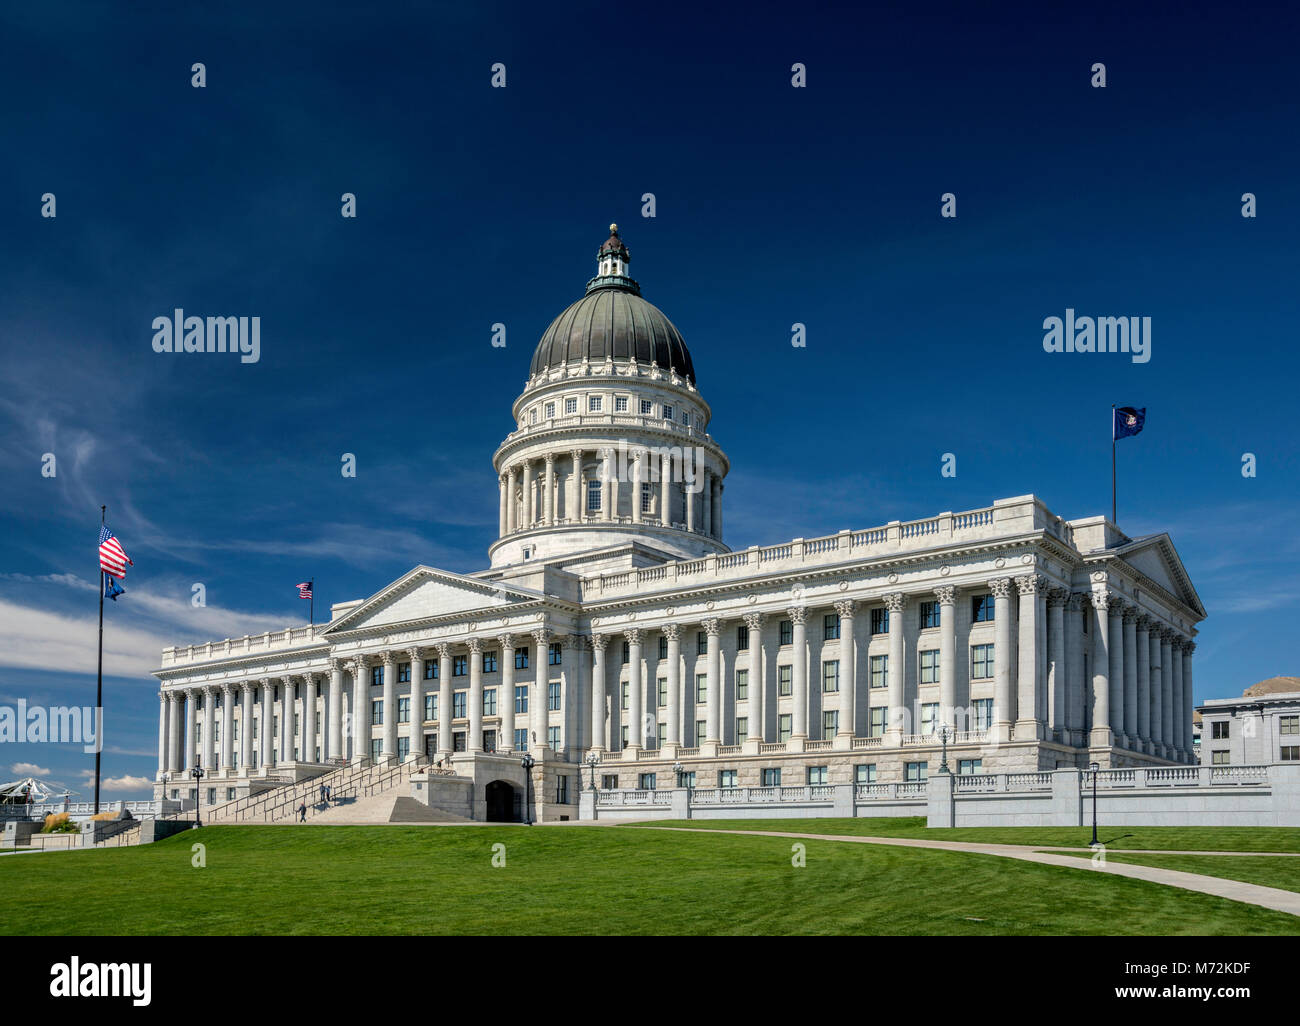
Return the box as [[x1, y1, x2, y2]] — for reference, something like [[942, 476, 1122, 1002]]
[[489, 225, 729, 569]]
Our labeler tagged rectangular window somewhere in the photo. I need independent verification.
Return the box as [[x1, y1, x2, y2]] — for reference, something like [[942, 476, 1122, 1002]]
[[869, 706, 886, 737], [778, 714, 792, 742], [921, 702, 939, 734], [370, 739, 382, 762], [547, 726, 561, 751], [904, 761, 928, 782], [761, 768, 781, 787], [823, 613, 840, 641], [514, 728, 528, 751], [696, 719, 707, 746], [397, 662, 411, 683], [397, 736, 410, 761], [549, 642, 562, 666], [615, 395, 628, 412], [822, 660, 839, 693], [556, 774, 569, 803], [453, 731, 466, 752], [697, 631, 708, 655], [695, 674, 707, 703], [971, 644, 994, 680], [735, 668, 749, 700], [482, 688, 497, 716], [958, 758, 983, 775], [371, 666, 384, 687], [587, 480, 602, 512], [658, 636, 668, 660], [854, 764, 877, 784], [544, 401, 555, 419], [807, 765, 829, 785], [1279, 716, 1299, 735], [678, 770, 696, 788], [565, 397, 578, 414], [588, 395, 603, 412], [514, 686, 528, 714], [663, 403, 674, 421], [397, 697, 410, 724], [621, 680, 629, 710], [1211, 750, 1230, 765], [779, 619, 793, 645], [424, 694, 436, 723], [919, 601, 940, 630], [621, 640, 630, 665], [482, 651, 498, 673], [972, 594, 994, 622], [548, 681, 561, 711], [424, 659, 438, 680], [1211, 721, 1230, 739], [737, 624, 749, 650], [371, 699, 383, 726], [822, 710, 838, 737], [735, 717, 748, 743], [452, 692, 467, 719], [453, 656, 467, 677], [778, 665, 792, 696], [482, 730, 497, 754], [870, 654, 888, 689], [719, 769, 738, 788], [657, 678, 668, 707], [920, 648, 939, 684], [870, 608, 889, 635], [1281, 746, 1300, 762], [601, 774, 619, 790], [640, 398, 653, 415], [638, 772, 657, 790], [972, 698, 994, 731], [640, 482, 653, 513], [515, 646, 530, 670], [681, 411, 689, 426]]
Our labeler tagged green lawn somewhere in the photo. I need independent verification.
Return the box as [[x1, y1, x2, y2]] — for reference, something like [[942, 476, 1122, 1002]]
[[0, 824, 1296, 935], [1048, 851, 1300, 894], [637, 817, 1300, 852]]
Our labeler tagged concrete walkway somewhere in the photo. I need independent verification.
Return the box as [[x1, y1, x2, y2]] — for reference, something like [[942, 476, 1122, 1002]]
[[641, 827, 1300, 917]]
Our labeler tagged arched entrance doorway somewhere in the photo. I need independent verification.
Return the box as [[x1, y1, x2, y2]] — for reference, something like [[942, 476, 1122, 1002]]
[[485, 780, 515, 822]]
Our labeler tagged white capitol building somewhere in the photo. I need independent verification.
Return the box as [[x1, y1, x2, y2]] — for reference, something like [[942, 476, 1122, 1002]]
[[153, 226, 1206, 822]]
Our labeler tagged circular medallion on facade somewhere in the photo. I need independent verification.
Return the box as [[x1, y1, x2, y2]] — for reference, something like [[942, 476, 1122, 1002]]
[[1021, 554, 1033, 564], [666, 607, 675, 616], [939, 565, 951, 576], [499, 617, 509, 626], [995, 557, 1006, 569], [747, 594, 757, 603], [1091, 571, 1106, 582], [887, 572, 898, 584], [705, 600, 715, 610], [838, 581, 849, 591], [591, 617, 600, 626], [628, 611, 637, 620]]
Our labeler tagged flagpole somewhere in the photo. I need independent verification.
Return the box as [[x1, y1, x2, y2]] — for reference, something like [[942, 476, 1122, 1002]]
[[310, 579, 314, 628], [1111, 404, 1117, 525], [95, 504, 105, 816]]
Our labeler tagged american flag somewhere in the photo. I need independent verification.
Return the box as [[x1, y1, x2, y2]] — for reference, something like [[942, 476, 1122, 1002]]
[[98, 525, 133, 579], [297, 581, 313, 599]]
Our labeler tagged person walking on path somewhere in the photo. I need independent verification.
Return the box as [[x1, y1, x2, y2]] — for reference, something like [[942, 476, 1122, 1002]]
[[297, 801, 307, 822]]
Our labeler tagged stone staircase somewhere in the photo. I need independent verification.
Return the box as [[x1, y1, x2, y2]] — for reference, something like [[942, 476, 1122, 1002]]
[[309, 760, 468, 824]]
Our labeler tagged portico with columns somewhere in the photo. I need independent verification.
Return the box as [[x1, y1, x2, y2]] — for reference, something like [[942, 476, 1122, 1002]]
[[152, 226, 1205, 820]]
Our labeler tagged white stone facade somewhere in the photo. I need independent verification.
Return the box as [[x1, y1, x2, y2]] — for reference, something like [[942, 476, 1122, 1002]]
[[1198, 691, 1300, 767], [151, 228, 1207, 820]]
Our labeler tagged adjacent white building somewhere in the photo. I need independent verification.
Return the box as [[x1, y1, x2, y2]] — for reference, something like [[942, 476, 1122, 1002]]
[[153, 225, 1206, 821], [1198, 677, 1300, 767]]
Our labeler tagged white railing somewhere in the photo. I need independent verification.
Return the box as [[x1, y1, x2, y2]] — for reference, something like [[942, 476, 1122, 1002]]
[[160, 625, 325, 666], [759, 742, 788, 754], [852, 737, 883, 749], [1007, 772, 1053, 791], [1210, 765, 1269, 785], [804, 740, 833, 752]]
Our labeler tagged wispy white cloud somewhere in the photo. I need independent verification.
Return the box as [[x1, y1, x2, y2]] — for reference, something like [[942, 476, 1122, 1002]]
[[10, 762, 51, 776]]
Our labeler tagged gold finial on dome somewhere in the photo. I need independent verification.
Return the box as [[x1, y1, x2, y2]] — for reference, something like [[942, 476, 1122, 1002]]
[[609, 223, 618, 234]]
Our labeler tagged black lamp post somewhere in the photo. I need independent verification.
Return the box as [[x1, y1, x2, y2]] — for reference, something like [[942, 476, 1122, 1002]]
[[938, 726, 951, 774], [673, 761, 685, 789], [190, 764, 205, 828], [584, 750, 600, 790], [1089, 761, 1100, 846], [521, 752, 535, 826]]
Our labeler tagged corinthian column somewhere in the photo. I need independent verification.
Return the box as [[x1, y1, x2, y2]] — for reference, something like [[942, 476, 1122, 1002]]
[[834, 600, 856, 741], [237, 682, 253, 772], [1108, 599, 1126, 745], [600, 449, 614, 521], [1046, 589, 1067, 740], [201, 686, 217, 772], [989, 579, 1013, 743], [744, 613, 766, 745], [303, 673, 319, 763], [1149, 628, 1164, 755], [350, 658, 368, 763], [156, 691, 169, 779], [1182, 642, 1196, 764], [1135, 616, 1152, 752], [630, 451, 643, 525], [626, 628, 644, 751], [1090, 591, 1112, 747], [219, 683, 235, 775], [590, 634, 608, 751], [499, 634, 515, 752], [569, 450, 583, 522], [468, 638, 484, 753], [437, 645, 452, 757], [328, 659, 344, 762], [260, 677, 274, 770], [168, 691, 183, 773], [506, 465, 518, 533], [281, 676, 297, 762], [1171, 637, 1185, 758], [183, 690, 197, 771], [1065, 594, 1087, 745], [530, 628, 549, 750], [1160, 629, 1175, 759], [790, 605, 809, 742], [1123, 607, 1138, 750], [406, 648, 423, 761], [1016, 575, 1046, 740], [498, 473, 508, 536], [544, 452, 556, 526], [661, 450, 672, 527]]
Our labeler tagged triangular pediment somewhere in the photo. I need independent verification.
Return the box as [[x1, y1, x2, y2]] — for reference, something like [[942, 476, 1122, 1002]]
[[1109, 534, 1206, 619], [324, 566, 545, 636]]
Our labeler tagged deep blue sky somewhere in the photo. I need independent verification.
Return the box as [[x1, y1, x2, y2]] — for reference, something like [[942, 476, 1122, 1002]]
[[2, 1, 1297, 797]]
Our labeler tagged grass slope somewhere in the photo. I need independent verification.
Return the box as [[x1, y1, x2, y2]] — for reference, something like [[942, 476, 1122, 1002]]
[[641, 817, 1300, 852], [0, 824, 1296, 935]]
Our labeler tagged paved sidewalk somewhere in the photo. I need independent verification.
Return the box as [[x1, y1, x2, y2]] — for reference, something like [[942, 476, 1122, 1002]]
[[641, 827, 1300, 917]]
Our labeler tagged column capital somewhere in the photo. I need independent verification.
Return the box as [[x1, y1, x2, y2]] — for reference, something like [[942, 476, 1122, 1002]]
[[1158, 626, 1177, 644], [787, 605, 807, 625], [883, 591, 906, 613], [328, 657, 344, 673], [222, 682, 236, 696], [570, 448, 584, 461], [701, 617, 721, 637], [567, 633, 591, 652], [1016, 573, 1048, 596], [436, 642, 452, 659], [933, 584, 956, 606], [742, 611, 766, 632], [302, 671, 320, 685], [832, 599, 856, 619], [406, 646, 423, 665], [380, 650, 398, 666], [544, 451, 555, 466], [1090, 589, 1111, 611], [1107, 596, 1128, 618], [240, 681, 255, 695], [590, 632, 609, 652], [467, 636, 483, 654], [531, 626, 550, 647], [1136, 613, 1156, 631], [497, 632, 515, 651], [1066, 591, 1087, 612], [1046, 586, 1070, 608], [623, 627, 642, 645], [987, 577, 1012, 599], [1121, 604, 1138, 624], [661, 622, 681, 641], [1183, 640, 1196, 655]]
